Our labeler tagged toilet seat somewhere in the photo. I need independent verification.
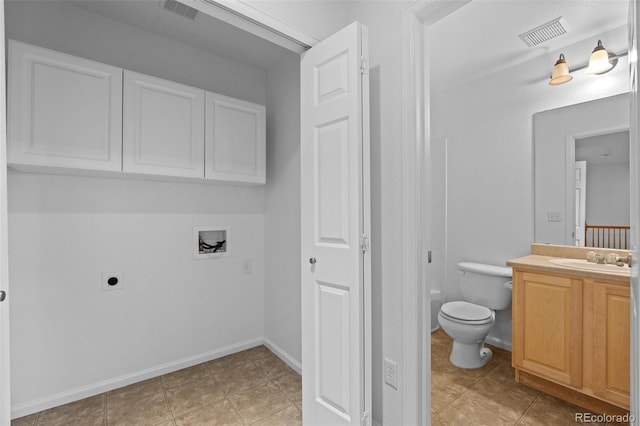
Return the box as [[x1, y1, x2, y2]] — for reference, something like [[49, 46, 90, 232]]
[[440, 301, 493, 325]]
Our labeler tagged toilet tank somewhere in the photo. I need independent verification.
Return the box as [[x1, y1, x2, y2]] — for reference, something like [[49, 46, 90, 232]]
[[458, 262, 512, 310]]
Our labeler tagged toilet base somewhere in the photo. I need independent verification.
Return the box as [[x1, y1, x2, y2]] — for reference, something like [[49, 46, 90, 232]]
[[449, 341, 493, 369]]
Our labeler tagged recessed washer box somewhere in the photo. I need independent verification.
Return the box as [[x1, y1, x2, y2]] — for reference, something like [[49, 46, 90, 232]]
[[194, 226, 229, 259]]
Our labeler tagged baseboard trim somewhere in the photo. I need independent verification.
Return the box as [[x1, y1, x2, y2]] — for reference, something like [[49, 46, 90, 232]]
[[485, 335, 512, 352], [263, 337, 302, 374], [11, 337, 264, 419]]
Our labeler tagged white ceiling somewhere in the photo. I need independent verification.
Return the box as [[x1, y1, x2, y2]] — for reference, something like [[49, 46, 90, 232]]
[[429, 0, 629, 90], [71, 0, 629, 87], [70, 0, 291, 70], [576, 130, 629, 165]]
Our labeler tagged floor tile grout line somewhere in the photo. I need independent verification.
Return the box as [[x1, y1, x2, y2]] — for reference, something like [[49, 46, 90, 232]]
[[514, 391, 543, 425], [105, 390, 109, 425], [433, 356, 505, 407], [160, 373, 178, 426], [102, 392, 108, 426], [160, 365, 235, 423]]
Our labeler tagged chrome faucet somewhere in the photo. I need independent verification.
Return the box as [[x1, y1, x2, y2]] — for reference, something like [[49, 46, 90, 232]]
[[588, 251, 632, 267], [605, 253, 632, 267], [616, 253, 632, 268]]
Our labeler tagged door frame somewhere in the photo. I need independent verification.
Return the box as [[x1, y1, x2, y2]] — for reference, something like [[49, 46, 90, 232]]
[[564, 124, 630, 246], [0, 0, 10, 423], [404, 1, 640, 425], [400, 2, 470, 424], [628, 0, 639, 420]]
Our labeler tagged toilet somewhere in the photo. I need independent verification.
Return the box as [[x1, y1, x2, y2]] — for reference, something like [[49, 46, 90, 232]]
[[438, 262, 512, 368]]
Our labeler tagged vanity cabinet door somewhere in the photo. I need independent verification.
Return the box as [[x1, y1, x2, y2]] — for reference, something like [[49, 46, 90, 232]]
[[592, 281, 630, 408], [8, 40, 123, 171], [205, 92, 265, 184], [123, 70, 205, 178], [513, 271, 583, 388]]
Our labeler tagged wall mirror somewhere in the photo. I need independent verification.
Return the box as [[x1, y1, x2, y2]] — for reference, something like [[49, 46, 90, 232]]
[[533, 93, 630, 248]]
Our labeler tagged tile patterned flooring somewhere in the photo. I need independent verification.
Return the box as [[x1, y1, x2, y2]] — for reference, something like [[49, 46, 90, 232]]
[[431, 328, 626, 426], [11, 331, 628, 425], [11, 345, 302, 426]]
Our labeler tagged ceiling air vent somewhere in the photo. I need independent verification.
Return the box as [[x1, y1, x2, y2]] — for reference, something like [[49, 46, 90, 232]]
[[162, 0, 199, 21], [519, 17, 567, 47]]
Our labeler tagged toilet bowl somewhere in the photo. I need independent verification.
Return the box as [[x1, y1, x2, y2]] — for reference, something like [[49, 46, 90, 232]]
[[438, 301, 495, 368], [437, 262, 512, 369]]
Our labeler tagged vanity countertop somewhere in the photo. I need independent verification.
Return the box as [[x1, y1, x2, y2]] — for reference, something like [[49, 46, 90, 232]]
[[508, 254, 630, 283]]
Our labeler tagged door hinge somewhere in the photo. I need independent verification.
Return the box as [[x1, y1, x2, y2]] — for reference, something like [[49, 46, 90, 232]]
[[360, 56, 368, 75], [360, 234, 370, 253], [428, 250, 432, 263], [362, 411, 371, 426]]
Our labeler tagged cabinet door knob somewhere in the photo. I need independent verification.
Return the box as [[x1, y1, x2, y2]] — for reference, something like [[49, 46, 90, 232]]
[[309, 258, 317, 265], [0, 290, 5, 302]]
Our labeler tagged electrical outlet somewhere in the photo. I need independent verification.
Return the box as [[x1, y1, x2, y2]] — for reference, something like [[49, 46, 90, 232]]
[[384, 358, 398, 389], [102, 272, 123, 291]]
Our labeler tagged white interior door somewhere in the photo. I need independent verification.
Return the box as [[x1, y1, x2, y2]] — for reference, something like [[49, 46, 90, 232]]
[[0, 1, 11, 423], [300, 22, 371, 426], [574, 160, 587, 246]]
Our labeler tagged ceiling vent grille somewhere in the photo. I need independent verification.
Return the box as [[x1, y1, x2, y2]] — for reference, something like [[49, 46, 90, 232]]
[[519, 17, 567, 47], [162, 0, 199, 21]]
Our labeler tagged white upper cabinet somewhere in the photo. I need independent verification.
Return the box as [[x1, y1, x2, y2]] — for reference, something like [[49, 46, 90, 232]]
[[8, 40, 123, 171], [7, 40, 265, 184], [205, 92, 265, 184], [123, 70, 205, 178]]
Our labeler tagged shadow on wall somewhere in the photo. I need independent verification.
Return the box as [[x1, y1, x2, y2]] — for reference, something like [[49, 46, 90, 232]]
[[7, 171, 265, 215], [369, 65, 383, 424]]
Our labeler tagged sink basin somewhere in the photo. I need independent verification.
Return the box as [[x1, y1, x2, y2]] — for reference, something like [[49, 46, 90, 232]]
[[548, 258, 630, 276]]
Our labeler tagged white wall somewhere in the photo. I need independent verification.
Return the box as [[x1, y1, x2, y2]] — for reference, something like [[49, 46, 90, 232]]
[[264, 51, 302, 366], [9, 174, 265, 408], [6, 1, 269, 415], [431, 24, 629, 349]]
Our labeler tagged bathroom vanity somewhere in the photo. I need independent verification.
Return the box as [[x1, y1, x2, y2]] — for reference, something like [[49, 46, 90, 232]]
[[508, 244, 630, 415]]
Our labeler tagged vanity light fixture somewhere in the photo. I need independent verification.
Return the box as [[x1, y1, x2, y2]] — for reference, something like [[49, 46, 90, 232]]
[[586, 40, 614, 74], [548, 39, 627, 86], [549, 54, 573, 85]]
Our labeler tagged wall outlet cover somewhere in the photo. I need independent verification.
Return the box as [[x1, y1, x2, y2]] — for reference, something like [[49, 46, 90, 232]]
[[384, 358, 398, 389], [547, 211, 562, 222]]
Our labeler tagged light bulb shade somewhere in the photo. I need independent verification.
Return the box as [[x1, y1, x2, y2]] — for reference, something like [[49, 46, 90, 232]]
[[549, 54, 572, 85], [586, 40, 613, 74]]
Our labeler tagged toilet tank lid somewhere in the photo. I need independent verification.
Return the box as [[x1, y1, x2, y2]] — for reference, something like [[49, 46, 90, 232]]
[[458, 262, 512, 278]]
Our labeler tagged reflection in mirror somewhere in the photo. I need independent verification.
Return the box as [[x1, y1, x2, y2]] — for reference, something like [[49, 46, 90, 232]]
[[574, 130, 630, 249], [533, 93, 629, 246]]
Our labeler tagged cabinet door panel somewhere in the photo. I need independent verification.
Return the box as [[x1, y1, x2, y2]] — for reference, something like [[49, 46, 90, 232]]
[[8, 40, 122, 170], [205, 92, 265, 184], [593, 281, 630, 408], [124, 70, 204, 178], [513, 271, 582, 387]]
